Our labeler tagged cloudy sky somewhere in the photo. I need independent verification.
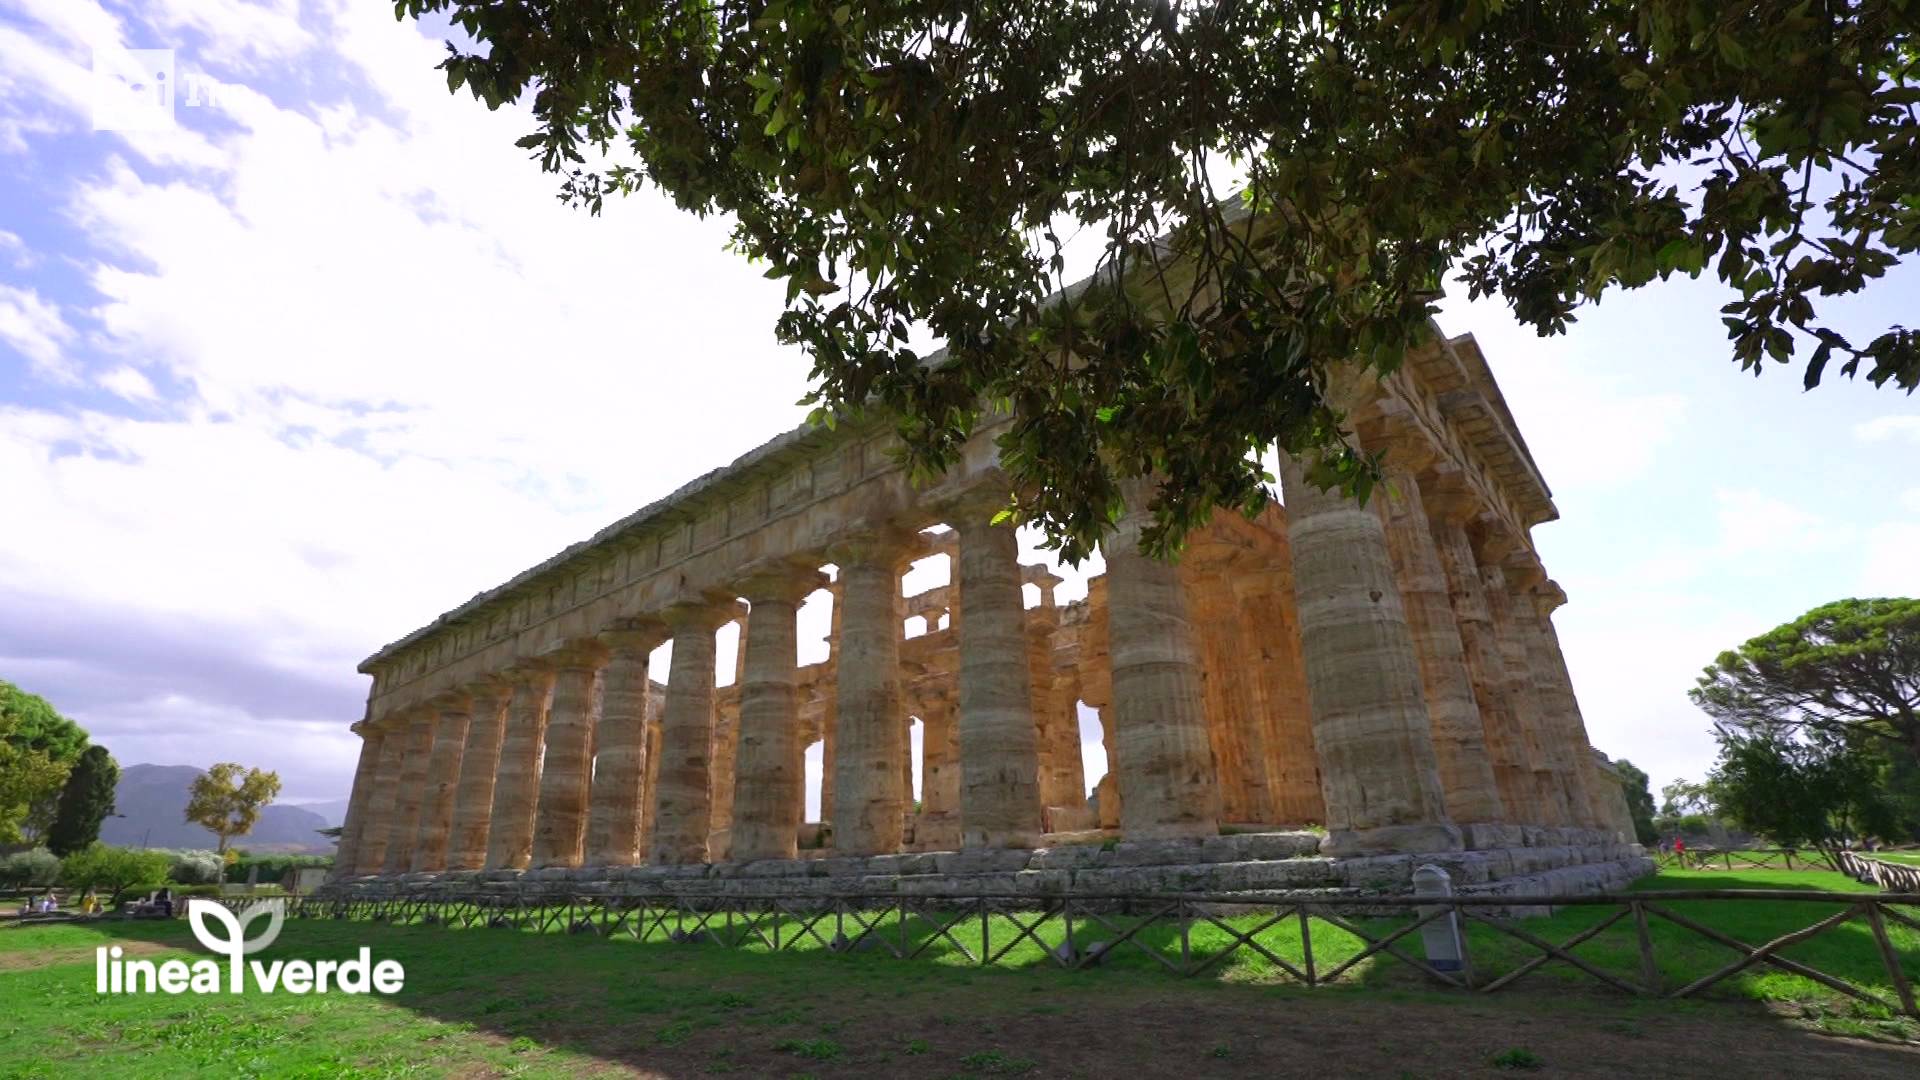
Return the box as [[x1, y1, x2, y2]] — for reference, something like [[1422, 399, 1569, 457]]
[[2, 2, 1916, 816]]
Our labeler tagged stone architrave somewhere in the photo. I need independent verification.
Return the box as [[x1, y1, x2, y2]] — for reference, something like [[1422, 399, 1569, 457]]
[[530, 643, 607, 868], [329, 724, 384, 879], [446, 680, 511, 870], [410, 697, 472, 872], [586, 621, 666, 866], [1105, 477, 1220, 840], [350, 724, 408, 874], [731, 566, 825, 862], [381, 710, 437, 873], [652, 601, 731, 864], [1375, 460, 1506, 829], [1279, 453, 1459, 856], [829, 529, 915, 856], [485, 666, 552, 869], [952, 498, 1044, 848]]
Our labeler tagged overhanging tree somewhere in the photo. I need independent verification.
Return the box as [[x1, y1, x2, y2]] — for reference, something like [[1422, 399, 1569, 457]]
[[399, 1, 1918, 558], [183, 764, 283, 857], [1690, 597, 1920, 764], [1704, 727, 1896, 852]]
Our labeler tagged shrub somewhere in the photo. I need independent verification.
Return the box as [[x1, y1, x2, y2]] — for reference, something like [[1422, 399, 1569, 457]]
[[222, 852, 331, 884], [1, 847, 61, 889], [165, 849, 223, 884], [60, 843, 172, 903]]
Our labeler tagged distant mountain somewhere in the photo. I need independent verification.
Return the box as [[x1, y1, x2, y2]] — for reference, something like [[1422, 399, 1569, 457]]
[[289, 798, 352, 828], [99, 764, 337, 854]]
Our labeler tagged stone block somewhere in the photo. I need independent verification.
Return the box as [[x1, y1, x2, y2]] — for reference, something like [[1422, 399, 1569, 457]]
[[1094, 838, 1207, 867], [932, 849, 1034, 875], [1028, 845, 1106, 871], [1339, 854, 1415, 891]]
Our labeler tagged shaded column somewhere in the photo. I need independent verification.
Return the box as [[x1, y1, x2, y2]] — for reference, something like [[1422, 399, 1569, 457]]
[[732, 568, 823, 861], [351, 721, 408, 874], [1376, 462, 1506, 830], [1104, 479, 1220, 840], [1480, 562, 1573, 826], [652, 602, 729, 864], [381, 710, 437, 873], [446, 680, 510, 870], [1517, 579, 1605, 831], [1428, 510, 1537, 824], [953, 510, 1044, 848], [1280, 454, 1459, 856], [485, 666, 552, 869], [1232, 560, 1324, 827], [410, 697, 471, 872], [919, 693, 961, 817], [530, 644, 607, 868], [587, 622, 665, 866], [830, 531, 913, 855], [330, 723, 384, 879]]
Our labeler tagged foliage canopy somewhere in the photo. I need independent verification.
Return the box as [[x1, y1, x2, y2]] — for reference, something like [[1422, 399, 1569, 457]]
[[59, 844, 173, 904], [47, 745, 119, 857], [184, 763, 283, 856], [401, 0, 1918, 557], [1705, 727, 1900, 850], [1611, 758, 1660, 845]]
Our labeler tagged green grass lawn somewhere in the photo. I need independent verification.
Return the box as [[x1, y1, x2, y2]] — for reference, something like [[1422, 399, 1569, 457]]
[[1871, 851, 1920, 867], [1, 867, 1915, 1077]]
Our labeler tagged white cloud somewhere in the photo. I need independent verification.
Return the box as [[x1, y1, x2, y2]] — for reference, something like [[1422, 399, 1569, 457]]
[[1712, 488, 1857, 559], [0, 282, 77, 380], [1855, 414, 1920, 444], [1861, 523, 1920, 597], [96, 363, 156, 401]]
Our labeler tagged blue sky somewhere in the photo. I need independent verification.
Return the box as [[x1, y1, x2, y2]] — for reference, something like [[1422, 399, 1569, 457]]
[[1, 1, 1916, 813]]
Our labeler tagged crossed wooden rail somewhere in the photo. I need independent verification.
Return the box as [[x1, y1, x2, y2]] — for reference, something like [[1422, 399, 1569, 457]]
[[175, 886, 1920, 1017], [1651, 849, 1837, 872]]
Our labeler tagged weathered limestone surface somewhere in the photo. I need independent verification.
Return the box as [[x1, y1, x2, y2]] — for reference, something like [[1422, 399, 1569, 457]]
[[485, 668, 551, 870], [530, 648, 604, 868], [585, 626, 662, 866], [831, 535, 912, 855], [1280, 453, 1459, 857], [1104, 480, 1220, 840], [1428, 512, 1535, 823], [330, 726, 384, 879], [953, 512, 1044, 848], [381, 712, 437, 873], [447, 682, 510, 871], [411, 700, 472, 872], [352, 726, 408, 874], [731, 570, 818, 861], [654, 606, 726, 864], [1482, 564, 1574, 827]]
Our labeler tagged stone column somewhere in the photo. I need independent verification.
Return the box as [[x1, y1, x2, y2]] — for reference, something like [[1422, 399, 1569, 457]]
[[587, 621, 665, 866], [1280, 454, 1459, 856], [329, 724, 384, 879], [381, 711, 437, 873], [732, 568, 823, 862], [1104, 478, 1220, 840], [410, 697, 471, 872], [652, 602, 729, 864], [1480, 563, 1573, 826], [446, 680, 510, 871], [530, 644, 606, 868], [953, 509, 1045, 848], [1232, 561, 1324, 827], [830, 531, 913, 855], [919, 693, 961, 817], [485, 666, 552, 869], [1375, 463, 1507, 832], [1428, 510, 1536, 824], [352, 722, 408, 874], [1518, 579, 1605, 831]]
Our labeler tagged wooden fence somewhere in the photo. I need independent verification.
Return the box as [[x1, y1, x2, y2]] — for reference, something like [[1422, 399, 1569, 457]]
[[1652, 848, 1836, 872], [1839, 851, 1920, 894], [169, 887, 1920, 1018]]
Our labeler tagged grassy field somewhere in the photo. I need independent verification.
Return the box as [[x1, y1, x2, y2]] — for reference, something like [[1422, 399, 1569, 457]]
[[1, 867, 1917, 1078], [1871, 851, 1920, 867]]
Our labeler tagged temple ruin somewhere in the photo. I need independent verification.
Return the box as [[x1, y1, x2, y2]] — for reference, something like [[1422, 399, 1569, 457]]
[[327, 329, 1649, 902]]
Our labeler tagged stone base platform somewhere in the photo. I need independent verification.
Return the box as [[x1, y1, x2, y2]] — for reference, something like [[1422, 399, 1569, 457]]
[[326, 829, 1652, 910]]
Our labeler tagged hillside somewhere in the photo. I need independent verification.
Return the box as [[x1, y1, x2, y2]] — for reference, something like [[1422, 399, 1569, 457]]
[[98, 764, 336, 854]]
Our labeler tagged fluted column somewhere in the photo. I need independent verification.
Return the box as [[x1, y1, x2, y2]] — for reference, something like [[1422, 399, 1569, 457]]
[[530, 644, 607, 868], [1428, 511, 1537, 823], [919, 694, 961, 817], [732, 567, 823, 861], [446, 681, 510, 870], [1480, 563, 1573, 825], [1518, 579, 1605, 830], [1280, 454, 1459, 856], [586, 622, 664, 866], [1105, 478, 1220, 840], [1376, 463, 1506, 829], [410, 697, 471, 872], [329, 724, 384, 879], [953, 508, 1045, 848], [1231, 562, 1324, 826], [485, 666, 552, 869], [830, 531, 913, 855], [381, 710, 436, 873], [352, 722, 408, 874], [653, 602, 729, 864]]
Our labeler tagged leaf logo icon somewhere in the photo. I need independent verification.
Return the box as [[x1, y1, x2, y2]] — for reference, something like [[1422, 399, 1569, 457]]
[[189, 899, 285, 957]]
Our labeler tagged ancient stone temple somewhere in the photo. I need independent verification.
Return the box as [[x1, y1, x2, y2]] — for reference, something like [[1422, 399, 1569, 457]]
[[328, 329, 1649, 901]]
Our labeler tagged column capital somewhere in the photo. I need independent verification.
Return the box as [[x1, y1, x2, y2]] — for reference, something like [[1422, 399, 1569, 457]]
[[924, 469, 1016, 529], [599, 615, 669, 653], [428, 691, 471, 715], [824, 523, 923, 570], [502, 661, 556, 688], [538, 637, 610, 671], [464, 674, 515, 704], [735, 557, 830, 605], [661, 591, 745, 632], [1527, 578, 1569, 616]]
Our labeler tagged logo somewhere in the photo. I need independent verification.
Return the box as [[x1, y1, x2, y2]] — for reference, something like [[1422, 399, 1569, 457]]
[[92, 47, 175, 131], [96, 900, 405, 995]]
